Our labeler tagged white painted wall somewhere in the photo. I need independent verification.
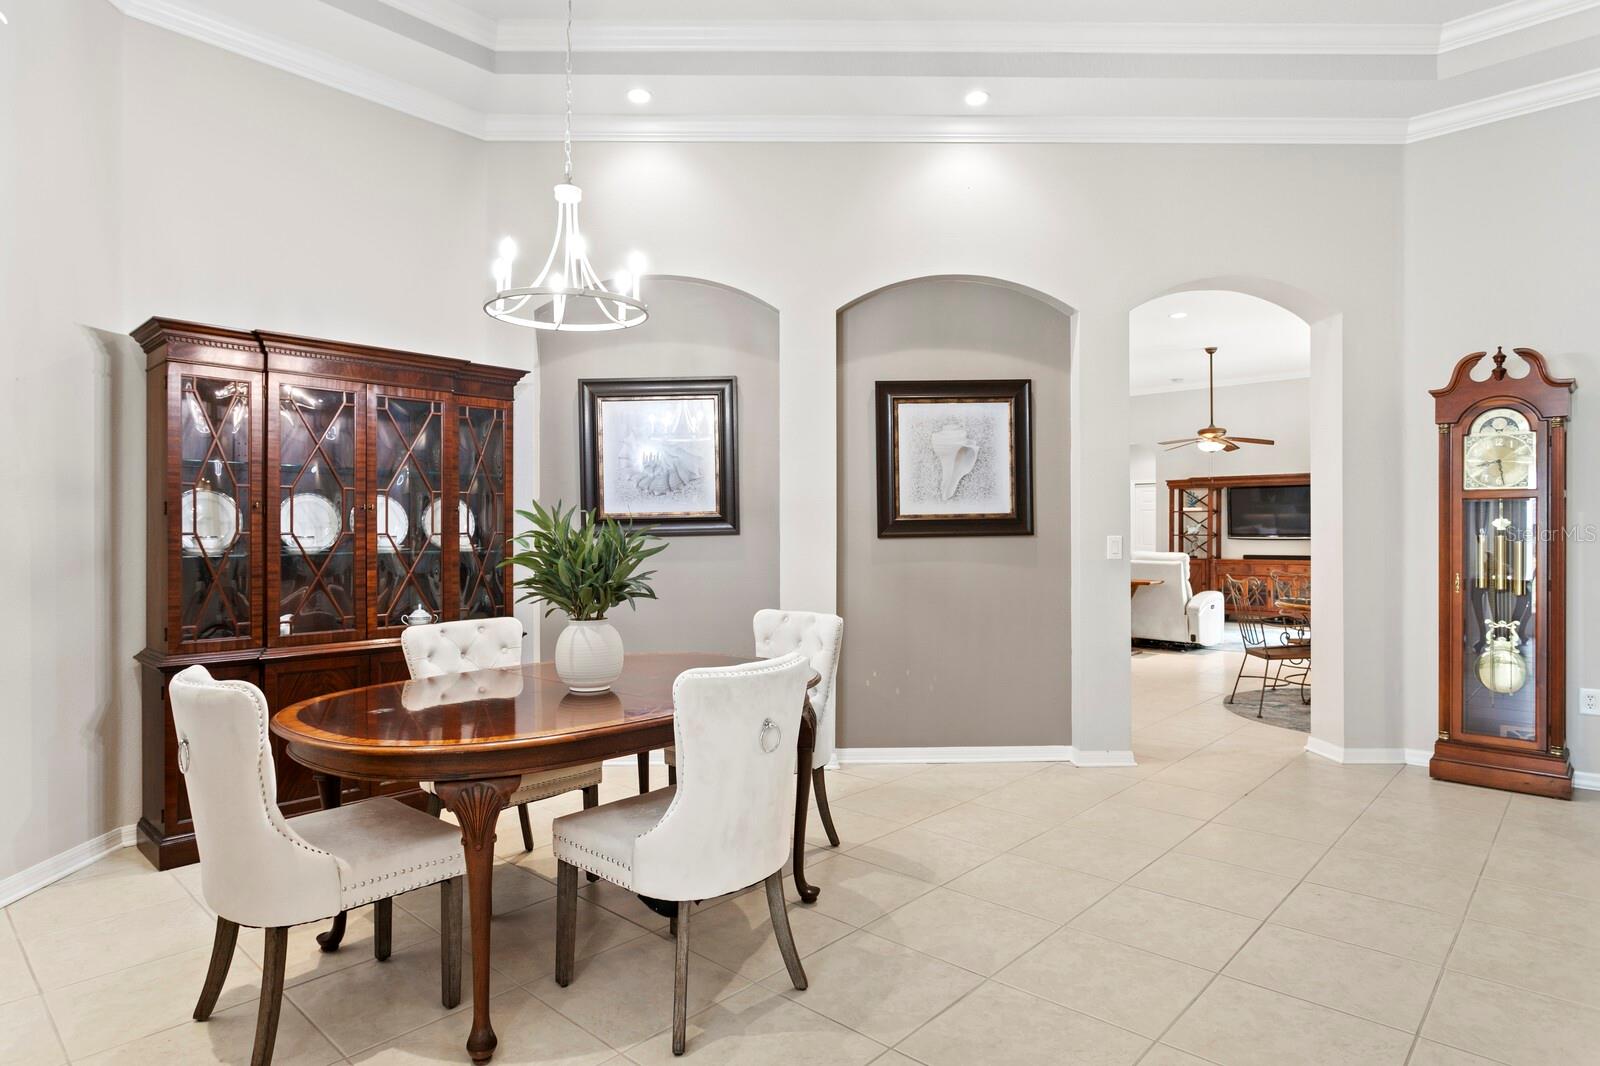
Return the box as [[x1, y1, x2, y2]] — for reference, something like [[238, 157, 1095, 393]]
[[0, 0, 129, 883], [5, 0, 1478, 877], [1128, 378, 1313, 557], [1402, 97, 1600, 777]]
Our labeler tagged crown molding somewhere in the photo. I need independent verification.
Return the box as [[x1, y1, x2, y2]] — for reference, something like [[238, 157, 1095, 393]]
[[488, 19, 1438, 56], [106, 0, 1600, 146], [1438, 0, 1600, 52], [483, 113, 1409, 144], [1406, 64, 1600, 139], [110, 0, 487, 137]]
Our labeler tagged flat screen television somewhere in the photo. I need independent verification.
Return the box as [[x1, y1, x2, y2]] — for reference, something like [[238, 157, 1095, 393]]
[[1227, 485, 1310, 539]]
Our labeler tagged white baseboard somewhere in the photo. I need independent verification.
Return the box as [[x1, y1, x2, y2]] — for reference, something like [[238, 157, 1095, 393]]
[[836, 745, 1133, 767], [1303, 738, 1420, 765], [1308, 740, 1600, 792], [1, 825, 137, 908]]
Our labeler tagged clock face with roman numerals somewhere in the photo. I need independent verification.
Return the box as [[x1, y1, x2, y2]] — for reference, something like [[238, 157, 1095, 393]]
[[1464, 408, 1536, 491]]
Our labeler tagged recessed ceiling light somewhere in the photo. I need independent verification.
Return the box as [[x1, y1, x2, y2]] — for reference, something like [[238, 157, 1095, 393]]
[[626, 88, 652, 105], [1169, 311, 1188, 320], [964, 89, 989, 107]]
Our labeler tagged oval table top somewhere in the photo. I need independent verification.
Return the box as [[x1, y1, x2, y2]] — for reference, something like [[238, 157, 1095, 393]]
[[271, 652, 819, 780]]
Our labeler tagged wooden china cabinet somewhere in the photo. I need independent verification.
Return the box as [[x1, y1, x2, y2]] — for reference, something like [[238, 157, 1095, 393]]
[[134, 317, 526, 868]]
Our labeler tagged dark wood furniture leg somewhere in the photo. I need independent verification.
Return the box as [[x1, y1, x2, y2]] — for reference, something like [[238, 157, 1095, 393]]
[[437, 777, 518, 1064], [667, 763, 677, 786], [374, 898, 392, 961], [792, 699, 820, 903], [252, 926, 289, 1066], [193, 916, 239, 1021], [636, 751, 650, 793], [811, 767, 841, 847], [765, 870, 808, 990], [554, 860, 578, 987], [672, 895, 691, 1056], [441, 875, 463, 1009], [517, 804, 534, 852], [312, 773, 348, 952]]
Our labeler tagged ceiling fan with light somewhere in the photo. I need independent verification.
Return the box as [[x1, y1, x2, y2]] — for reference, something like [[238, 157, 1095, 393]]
[[1158, 346, 1275, 453]]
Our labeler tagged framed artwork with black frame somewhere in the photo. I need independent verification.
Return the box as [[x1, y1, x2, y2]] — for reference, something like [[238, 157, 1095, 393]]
[[875, 379, 1034, 537], [578, 377, 739, 535]]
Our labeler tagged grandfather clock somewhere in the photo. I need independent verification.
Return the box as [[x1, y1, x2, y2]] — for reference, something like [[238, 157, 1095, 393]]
[[1431, 347, 1574, 799]]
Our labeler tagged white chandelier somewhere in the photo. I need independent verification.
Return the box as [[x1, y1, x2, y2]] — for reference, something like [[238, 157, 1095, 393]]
[[485, 0, 647, 332]]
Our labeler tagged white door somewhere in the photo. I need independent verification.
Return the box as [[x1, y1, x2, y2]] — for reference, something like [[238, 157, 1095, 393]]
[[1131, 481, 1158, 553]]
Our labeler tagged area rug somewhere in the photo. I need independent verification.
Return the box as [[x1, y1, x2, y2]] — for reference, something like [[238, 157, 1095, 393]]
[[1225, 682, 1310, 732]]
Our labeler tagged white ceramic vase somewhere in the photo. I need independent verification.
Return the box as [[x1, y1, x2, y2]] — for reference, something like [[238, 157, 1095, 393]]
[[554, 619, 625, 693]]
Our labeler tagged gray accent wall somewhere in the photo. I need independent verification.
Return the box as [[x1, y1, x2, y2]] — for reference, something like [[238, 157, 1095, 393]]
[[837, 278, 1073, 749], [535, 278, 780, 660]]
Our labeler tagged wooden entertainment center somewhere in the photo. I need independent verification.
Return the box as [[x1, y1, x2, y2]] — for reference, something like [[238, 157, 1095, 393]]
[[1167, 472, 1310, 613]]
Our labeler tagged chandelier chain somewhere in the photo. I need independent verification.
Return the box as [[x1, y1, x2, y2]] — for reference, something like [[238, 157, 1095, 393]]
[[563, 0, 573, 181]]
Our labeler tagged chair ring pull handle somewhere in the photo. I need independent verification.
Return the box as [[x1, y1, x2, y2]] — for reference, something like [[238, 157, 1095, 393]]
[[178, 737, 192, 774], [759, 718, 781, 754]]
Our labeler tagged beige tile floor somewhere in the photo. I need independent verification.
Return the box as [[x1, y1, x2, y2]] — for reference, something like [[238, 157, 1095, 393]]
[[6, 644, 1599, 1065]]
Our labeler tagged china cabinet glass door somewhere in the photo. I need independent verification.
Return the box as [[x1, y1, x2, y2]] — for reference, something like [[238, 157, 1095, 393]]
[[273, 377, 361, 642], [459, 402, 509, 618], [176, 372, 257, 647], [1460, 496, 1539, 743], [373, 390, 446, 630]]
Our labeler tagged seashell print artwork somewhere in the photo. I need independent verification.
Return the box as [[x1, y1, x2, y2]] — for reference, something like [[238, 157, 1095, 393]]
[[598, 395, 721, 518], [928, 422, 980, 500], [893, 398, 1014, 519]]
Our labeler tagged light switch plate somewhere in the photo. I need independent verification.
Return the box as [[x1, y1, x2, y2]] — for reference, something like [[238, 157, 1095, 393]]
[[1107, 535, 1123, 560], [1581, 689, 1600, 716]]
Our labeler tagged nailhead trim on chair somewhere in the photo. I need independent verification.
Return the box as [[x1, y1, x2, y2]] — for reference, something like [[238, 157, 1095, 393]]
[[551, 831, 631, 873], [197, 677, 340, 868], [344, 854, 467, 908]]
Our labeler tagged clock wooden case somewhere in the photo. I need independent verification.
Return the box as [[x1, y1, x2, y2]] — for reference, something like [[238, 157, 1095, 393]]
[[1430, 347, 1574, 799], [134, 317, 527, 867]]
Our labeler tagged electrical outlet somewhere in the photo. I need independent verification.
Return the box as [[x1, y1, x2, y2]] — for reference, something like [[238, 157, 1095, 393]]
[[1582, 689, 1600, 716], [1107, 535, 1123, 560]]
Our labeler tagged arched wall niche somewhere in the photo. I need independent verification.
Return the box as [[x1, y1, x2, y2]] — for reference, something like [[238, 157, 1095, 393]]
[[533, 275, 781, 660], [1128, 275, 1350, 755], [835, 275, 1076, 751]]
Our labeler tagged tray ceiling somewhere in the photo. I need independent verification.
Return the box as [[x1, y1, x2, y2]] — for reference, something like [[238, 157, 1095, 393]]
[[106, 0, 1600, 142]]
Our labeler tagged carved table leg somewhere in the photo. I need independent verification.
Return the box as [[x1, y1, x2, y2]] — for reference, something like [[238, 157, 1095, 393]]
[[312, 773, 348, 952], [636, 751, 650, 793], [437, 777, 519, 1064], [792, 697, 820, 904]]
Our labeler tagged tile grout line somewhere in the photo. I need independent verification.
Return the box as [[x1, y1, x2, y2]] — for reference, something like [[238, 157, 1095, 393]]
[[1401, 792, 1513, 1066], [1128, 743, 1402, 1063]]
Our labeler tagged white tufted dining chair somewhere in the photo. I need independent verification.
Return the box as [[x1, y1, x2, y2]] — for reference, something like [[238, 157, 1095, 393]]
[[657, 609, 845, 847], [170, 665, 464, 1066], [401, 618, 604, 852], [552, 653, 813, 1055]]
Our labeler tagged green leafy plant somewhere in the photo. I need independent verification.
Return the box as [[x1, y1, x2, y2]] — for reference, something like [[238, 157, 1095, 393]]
[[502, 500, 667, 620]]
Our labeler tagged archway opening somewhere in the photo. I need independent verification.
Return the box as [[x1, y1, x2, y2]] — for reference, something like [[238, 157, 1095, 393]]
[[1126, 278, 1346, 757]]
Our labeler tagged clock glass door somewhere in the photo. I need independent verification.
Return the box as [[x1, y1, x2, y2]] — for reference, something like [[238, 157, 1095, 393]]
[[1462, 496, 1538, 743]]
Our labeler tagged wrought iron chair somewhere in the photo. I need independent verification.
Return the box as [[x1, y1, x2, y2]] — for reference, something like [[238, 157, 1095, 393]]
[[1224, 581, 1311, 715]]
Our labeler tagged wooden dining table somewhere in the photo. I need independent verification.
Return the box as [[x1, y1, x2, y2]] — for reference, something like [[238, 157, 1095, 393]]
[[271, 652, 821, 1063]]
